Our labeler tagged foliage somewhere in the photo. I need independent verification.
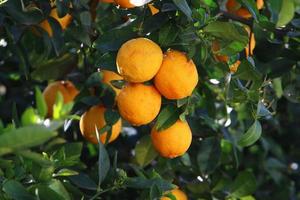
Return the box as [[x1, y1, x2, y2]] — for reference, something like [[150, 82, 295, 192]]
[[0, 0, 300, 199]]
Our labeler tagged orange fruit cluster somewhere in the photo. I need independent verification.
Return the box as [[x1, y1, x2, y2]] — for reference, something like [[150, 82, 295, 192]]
[[212, 25, 256, 73], [161, 188, 188, 200], [116, 37, 197, 158], [226, 0, 264, 19], [43, 38, 197, 158]]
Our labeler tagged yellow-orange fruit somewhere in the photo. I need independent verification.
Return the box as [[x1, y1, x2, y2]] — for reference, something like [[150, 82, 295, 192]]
[[79, 105, 122, 144], [117, 83, 161, 126], [244, 26, 256, 57], [115, 0, 152, 8], [148, 4, 159, 15], [43, 81, 79, 117], [151, 120, 192, 158], [154, 50, 198, 100], [226, 0, 264, 19], [229, 60, 241, 73], [161, 188, 188, 200], [212, 41, 229, 63], [116, 38, 163, 83], [101, 70, 123, 95], [39, 8, 72, 36]]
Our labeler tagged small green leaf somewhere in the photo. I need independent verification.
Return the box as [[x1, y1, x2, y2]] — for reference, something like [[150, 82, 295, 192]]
[[68, 173, 97, 190], [104, 109, 120, 126], [256, 102, 272, 118], [21, 107, 40, 126], [229, 171, 257, 198], [80, 11, 91, 27], [135, 135, 158, 167], [238, 120, 262, 147], [35, 87, 48, 118], [155, 105, 180, 131], [197, 137, 221, 174], [276, 0, 295, 27], [54, 169, 79, 177]]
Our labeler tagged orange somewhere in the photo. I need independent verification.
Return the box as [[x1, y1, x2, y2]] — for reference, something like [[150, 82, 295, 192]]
[[154, 50, 198, 100], [244, 26, 256, 57], [151, 120, 192, 158], [229, 60, 241, 73], [80, 105, 122, 144], [116, 38, 163, 83], [161, 188, 188, 200], [39, 8, 72, 37], [226, 0, 264, 19], [212, 41, 229, 63], [115, 0, 152, 8], [101, 70, 123, 95], [43, 81, 79, 117], [117, 83, 161, 126], [148, 4, 159, 15]]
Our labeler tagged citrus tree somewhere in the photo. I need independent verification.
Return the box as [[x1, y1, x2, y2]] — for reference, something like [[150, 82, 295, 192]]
[[0, 0, 300, 199]]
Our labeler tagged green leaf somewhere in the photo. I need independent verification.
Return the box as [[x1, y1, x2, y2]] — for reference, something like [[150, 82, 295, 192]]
[[54, 169, 79, 177], [48, 179, 71, 200], [150, 184, 162, 200], [159, 23, 178, 47], [32, 185, 65, 200], [155, 105, 180, 131], [52, 142, 82, 168], [18, 150, 52, 166], [272, 78, 283, 98], [69, 173, 97, 190], [234, 59, 262, 81], [238, 120, 262, 147], [276, 0, 295, 27], [125, 177, 175, 191], [35, 87, 48, 118], [21, 107, 40, 126], [135, 135, 158, 167], [173, 0, 193, 21], [53, 92, 64, 119], [3, 180, 34, 200], [204, 21, 248, 55], [98, 140, 110, 185], [0, 125, 57, 156], [80, 11, 92, 27], [104, 109, 120, 126], [31, 54, 77, 81], [229, 171, 257, 198], [196, 137, 221, 174]]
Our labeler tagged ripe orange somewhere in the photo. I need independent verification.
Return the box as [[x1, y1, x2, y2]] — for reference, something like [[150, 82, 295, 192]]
[[154, 50, 198, 100], [43, 81, 79, 117], [226, 0, 264, 19], [161, 188, 188, 200], [39, 8, 72, 37], [80, 105, 122, 144], [117, 83, 161, 126], [101, 70, 123, 95], [114, 0, 152, 8], [151, 120, 192, 158], [212, 41, 229, 63], [116, 38, 163, 83]]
